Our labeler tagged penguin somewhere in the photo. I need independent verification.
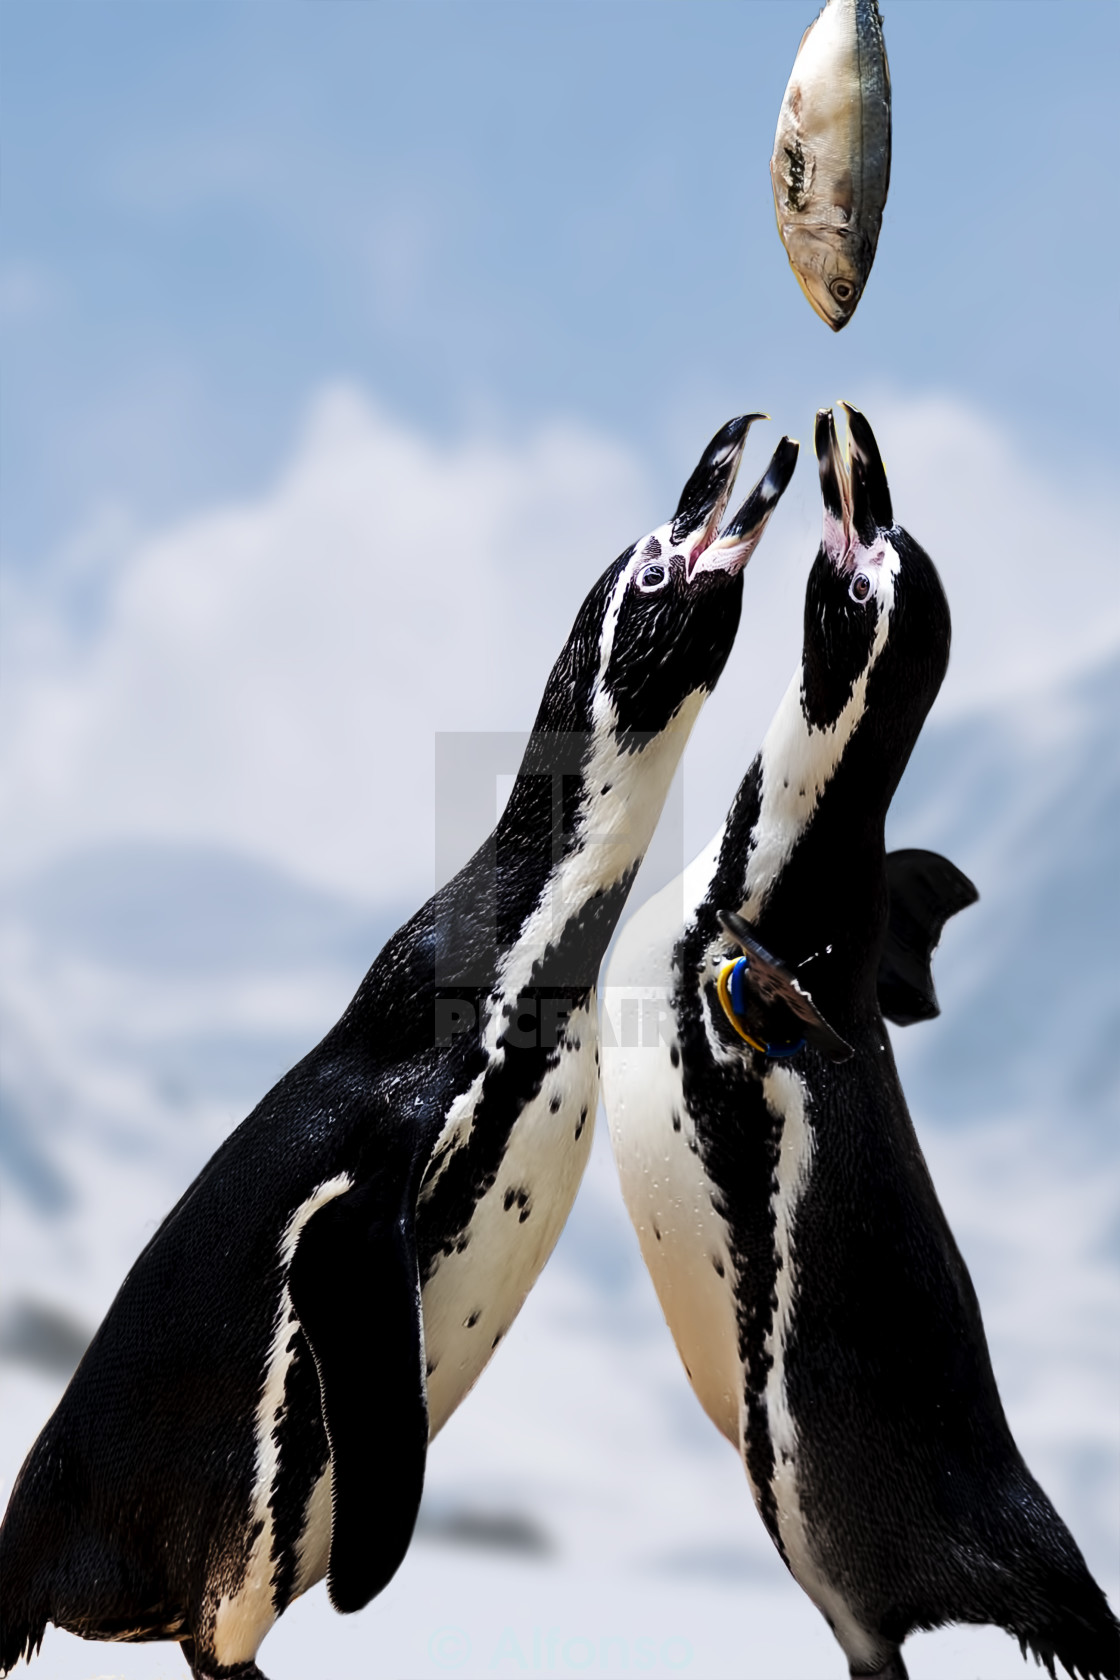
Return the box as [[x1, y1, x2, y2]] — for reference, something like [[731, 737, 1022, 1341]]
[[602, 405, 1119, 1680], [0, 416, 799, 1680]]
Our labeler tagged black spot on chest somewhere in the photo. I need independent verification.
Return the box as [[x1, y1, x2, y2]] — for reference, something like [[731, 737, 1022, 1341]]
[[418, 1000, 587, 1281], [417, 866, 632, 1283]]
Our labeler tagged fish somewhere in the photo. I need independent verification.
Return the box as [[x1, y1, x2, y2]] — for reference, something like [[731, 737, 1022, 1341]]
[[770, 0, 891, 330]]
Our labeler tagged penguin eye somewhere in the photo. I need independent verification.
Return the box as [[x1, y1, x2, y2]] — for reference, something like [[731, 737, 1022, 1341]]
[[849, 571, 873, 603], [830, 278, 855, 304], [636, 563, 669, 594]]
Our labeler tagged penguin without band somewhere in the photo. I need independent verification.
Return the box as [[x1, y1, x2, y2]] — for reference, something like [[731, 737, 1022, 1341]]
[[602, 405, 1119, 1680], [0, 417, 799, 1679]]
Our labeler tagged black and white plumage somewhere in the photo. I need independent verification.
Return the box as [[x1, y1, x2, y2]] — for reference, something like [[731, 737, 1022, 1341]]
[[0, 417, 798, 1680], [603, 406, 1119, 1680]]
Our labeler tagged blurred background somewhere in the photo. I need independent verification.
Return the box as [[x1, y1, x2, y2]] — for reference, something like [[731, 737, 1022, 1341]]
[[1, 4, 1117, 1677]]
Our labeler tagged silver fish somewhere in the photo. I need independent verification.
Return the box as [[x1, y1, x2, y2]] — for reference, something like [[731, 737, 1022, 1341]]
[[770, 0, 891, 330]]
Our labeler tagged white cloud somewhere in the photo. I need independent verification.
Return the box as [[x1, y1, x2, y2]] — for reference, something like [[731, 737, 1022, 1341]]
[[3, 385, 1115, 904], [870, 392, 1120, 710], [0, 387, 649, 902]]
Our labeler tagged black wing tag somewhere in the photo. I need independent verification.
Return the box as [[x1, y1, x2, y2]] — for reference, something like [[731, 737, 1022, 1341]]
[[878, 849, 979, 1027], [288, 1174, 428, 1615], [718, 910, 854, 1064]]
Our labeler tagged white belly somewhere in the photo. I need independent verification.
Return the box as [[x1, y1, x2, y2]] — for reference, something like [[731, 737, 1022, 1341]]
[[421, 997, 599, 1435], [601, 897, 743, 1448]]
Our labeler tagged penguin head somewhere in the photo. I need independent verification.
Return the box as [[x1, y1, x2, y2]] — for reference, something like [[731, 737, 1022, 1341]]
[[548, 417, 799, 742], [801, 403, 950, 782]]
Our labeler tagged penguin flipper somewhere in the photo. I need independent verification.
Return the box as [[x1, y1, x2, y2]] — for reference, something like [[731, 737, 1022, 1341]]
[[878, 848, 979, 1027], [288, 1177, 428, 1616], [718, 910, 854, 1063]]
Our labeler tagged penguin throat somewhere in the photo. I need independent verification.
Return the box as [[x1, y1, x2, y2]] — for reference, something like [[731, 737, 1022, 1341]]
[[739, 591, 892, 922], [482, 688, 704, 1054]]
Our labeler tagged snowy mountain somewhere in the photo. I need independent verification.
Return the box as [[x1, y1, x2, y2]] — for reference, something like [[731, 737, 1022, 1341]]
[[1, 654, 1117, 1680]]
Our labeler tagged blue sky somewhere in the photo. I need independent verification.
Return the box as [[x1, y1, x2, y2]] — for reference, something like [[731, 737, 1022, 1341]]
[[4, 0, 1118, 567]]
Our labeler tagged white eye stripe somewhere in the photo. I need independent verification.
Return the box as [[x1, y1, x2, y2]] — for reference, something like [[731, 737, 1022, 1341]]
[[598, 527, 674, 677]]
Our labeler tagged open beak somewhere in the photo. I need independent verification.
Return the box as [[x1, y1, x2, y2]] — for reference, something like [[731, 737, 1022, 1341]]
[[670, 414, 766, 559], [690, 434, 800, 579], [815, 402, 894, 566]]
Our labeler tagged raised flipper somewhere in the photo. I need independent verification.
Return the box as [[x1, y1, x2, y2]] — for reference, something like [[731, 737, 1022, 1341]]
[[878, 848, 979, 1027], [287, 1172, 427, 1615], [718, 910, 854, 1064]]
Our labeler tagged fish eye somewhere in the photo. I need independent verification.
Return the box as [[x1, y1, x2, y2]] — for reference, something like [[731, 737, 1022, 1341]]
[[830, 278, 855, 304], [849, 571, 873, 604], [636, 562, 669, 594]]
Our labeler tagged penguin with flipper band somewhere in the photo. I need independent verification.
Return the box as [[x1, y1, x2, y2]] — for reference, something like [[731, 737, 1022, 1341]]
[[603, 405, 1119, 1680]]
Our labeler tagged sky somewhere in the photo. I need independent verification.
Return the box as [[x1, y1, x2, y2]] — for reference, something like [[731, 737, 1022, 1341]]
[[3, 0, 1118, 560], [2, 0, 1119, 903]]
